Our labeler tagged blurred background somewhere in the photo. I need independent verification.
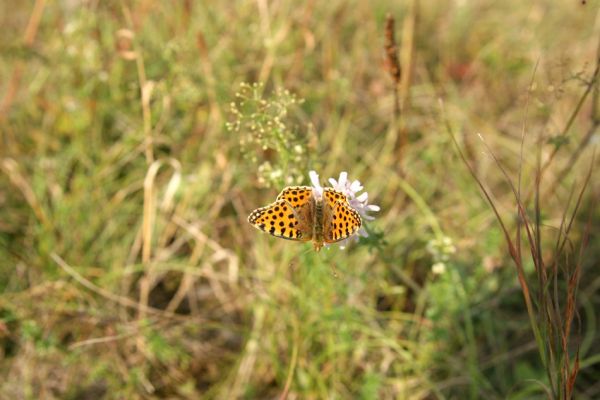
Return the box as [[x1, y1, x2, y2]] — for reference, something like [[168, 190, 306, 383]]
[[1, 0, 599, 399]]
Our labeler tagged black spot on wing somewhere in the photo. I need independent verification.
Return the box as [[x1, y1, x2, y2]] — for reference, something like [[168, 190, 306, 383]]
[[276, 186, 313, 208]]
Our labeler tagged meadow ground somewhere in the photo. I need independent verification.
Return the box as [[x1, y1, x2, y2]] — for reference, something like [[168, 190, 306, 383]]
[[1, 1, 599, 399]]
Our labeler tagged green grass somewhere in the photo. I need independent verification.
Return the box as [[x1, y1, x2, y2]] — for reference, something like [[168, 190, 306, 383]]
[[1, 0, 599, 399]]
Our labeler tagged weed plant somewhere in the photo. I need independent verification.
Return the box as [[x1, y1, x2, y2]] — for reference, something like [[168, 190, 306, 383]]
[[1, 1, 599, 399]]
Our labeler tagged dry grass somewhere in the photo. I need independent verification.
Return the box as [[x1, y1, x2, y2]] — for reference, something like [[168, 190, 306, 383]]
[[1, 0, 599, 399]]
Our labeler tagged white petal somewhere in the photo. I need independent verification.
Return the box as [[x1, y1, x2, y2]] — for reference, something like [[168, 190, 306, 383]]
[[309, 170, 321, 187], [366, 204, 380, 212], [356, 192, 368, 202], [338, 171, 348, 187], [349, 180, 363, 193], [309, 170, 323, 199], [349, 199, 364, 210]]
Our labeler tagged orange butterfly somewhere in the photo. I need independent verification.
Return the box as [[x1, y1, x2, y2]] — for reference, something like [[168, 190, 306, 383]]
[[248, 186, 362, 251]]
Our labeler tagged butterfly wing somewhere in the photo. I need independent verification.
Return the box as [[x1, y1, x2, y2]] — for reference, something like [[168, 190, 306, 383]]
[[276, 186, 314, 208], [322, 188, 362, 243], [248, 187, 315, 241], [322, 187, 348, 208]]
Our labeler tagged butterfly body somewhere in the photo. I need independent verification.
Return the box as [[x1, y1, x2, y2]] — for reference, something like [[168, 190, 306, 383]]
[[312, 199, 325, 249], [248, 186, 362, 251]]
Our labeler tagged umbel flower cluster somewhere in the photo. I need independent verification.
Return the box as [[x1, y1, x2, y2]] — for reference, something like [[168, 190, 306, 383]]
[[309, 170, 380, 249]]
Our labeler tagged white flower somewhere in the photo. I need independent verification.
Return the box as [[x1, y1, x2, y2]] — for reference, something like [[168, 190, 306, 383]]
[[328, 171, 380, 222], [309, 170, 380, 249], [426, 236, 456, 262], [308, 170, 324, 200], [432, 262, 446, 275]]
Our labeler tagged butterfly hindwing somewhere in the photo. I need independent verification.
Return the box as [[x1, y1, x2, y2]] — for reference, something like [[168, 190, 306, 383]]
[[248, 198, 312, 241], [323, 199, 362, 244]]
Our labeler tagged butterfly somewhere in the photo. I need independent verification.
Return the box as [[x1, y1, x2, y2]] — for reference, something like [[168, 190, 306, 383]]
[[248, 186, 362, 251]]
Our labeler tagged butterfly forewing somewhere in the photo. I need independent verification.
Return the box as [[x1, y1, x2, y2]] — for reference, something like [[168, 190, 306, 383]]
[[323, 187, 349, 208], [248, 196, 313, 241], [276, 186, 314, 208]]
